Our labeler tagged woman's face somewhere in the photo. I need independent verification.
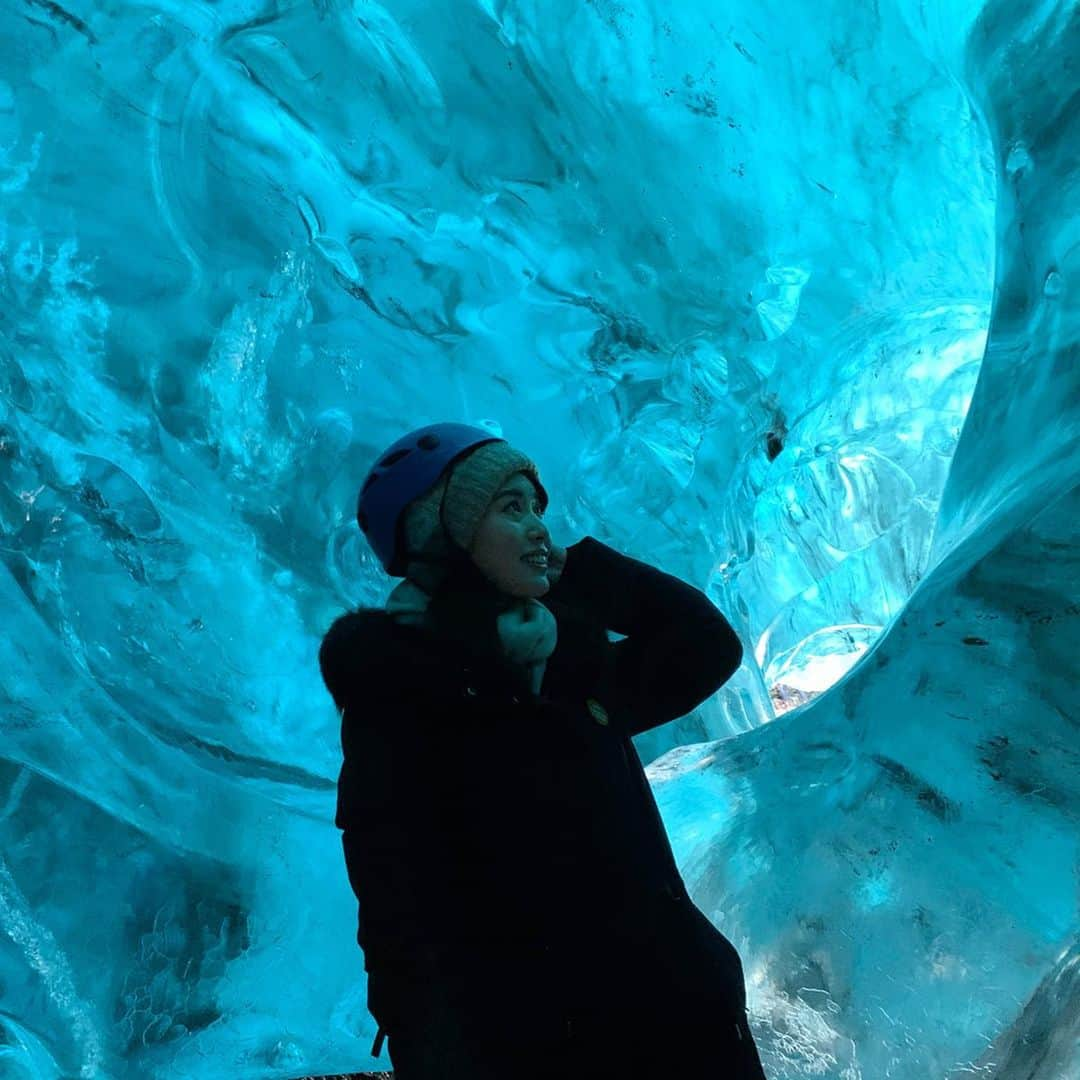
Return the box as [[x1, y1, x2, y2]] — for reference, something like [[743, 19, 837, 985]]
[[469, 472, 551, 599]]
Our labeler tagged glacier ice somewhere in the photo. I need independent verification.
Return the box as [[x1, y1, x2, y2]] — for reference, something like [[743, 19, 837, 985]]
[[0, 0, 1075, 1077]]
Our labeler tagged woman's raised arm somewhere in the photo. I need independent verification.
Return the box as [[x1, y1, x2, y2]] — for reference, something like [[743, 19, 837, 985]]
[[546, 537, 744, 735]]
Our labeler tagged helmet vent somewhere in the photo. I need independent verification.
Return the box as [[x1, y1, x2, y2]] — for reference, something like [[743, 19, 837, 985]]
[[377, 449, 411, 469], [418, 434, 440, 450]]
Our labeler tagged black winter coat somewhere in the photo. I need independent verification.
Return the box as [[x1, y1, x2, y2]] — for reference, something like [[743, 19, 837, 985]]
[[319, 537, 750, 1043]]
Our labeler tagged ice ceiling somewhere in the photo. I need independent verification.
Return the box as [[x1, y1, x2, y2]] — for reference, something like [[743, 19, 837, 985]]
[[0, 0, 1076, 1077]]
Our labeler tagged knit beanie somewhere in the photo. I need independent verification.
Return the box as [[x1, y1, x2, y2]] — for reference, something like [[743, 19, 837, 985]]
[[400, 441, 549, 573]]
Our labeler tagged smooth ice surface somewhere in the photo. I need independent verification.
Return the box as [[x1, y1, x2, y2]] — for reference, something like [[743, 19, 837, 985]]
[[0, 0, 1075, 1077]]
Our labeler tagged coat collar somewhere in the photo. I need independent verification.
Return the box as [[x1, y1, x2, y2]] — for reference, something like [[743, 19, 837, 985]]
[[322, 595, 609, 709], [324, 608, 535, 698]]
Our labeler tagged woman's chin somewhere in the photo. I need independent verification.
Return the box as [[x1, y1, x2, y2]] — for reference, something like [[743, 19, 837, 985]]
[[505, 573, 551, 599]]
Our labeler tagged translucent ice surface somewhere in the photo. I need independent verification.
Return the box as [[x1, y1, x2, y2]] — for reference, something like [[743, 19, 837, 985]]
[[0, 0, 1075, 1076]]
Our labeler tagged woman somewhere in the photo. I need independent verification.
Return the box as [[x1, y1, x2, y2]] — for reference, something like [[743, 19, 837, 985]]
[[319, 422, 767, 1079]]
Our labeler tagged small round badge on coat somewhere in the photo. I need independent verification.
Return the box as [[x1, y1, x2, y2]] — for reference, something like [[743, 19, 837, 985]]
[[585, 697, 609, 725]]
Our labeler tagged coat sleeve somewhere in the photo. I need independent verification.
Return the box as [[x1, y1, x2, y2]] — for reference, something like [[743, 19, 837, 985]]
[[546, 537, 744, 736], [335, 695, 459, 961], [319, 615, 457, 958]]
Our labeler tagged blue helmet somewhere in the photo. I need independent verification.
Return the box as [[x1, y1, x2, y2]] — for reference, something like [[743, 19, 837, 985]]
[[357, 423, 504, 576]]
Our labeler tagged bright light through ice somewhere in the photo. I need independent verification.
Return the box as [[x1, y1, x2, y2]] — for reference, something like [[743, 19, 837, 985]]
[[780, 644, 868, 690], [763, 623, 883, 714]]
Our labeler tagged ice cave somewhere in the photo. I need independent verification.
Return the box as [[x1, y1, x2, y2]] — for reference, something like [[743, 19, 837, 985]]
[[0, 0, 1076, 1076]]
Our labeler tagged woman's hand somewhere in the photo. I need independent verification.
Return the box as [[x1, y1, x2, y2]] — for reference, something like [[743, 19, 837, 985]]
[[546, 544, 568, 586]]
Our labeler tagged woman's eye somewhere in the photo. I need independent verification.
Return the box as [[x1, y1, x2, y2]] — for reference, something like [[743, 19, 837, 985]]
[[506, 499, 543, 516]]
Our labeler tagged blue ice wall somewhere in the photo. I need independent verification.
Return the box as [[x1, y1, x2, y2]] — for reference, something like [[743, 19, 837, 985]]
[[0, 0, 1075, 1077]]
